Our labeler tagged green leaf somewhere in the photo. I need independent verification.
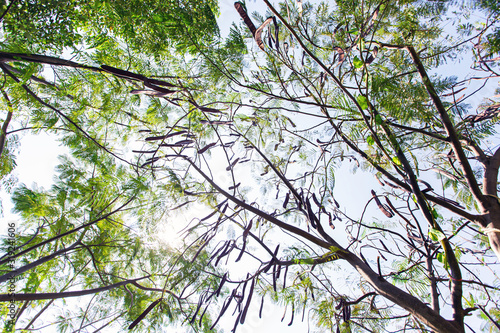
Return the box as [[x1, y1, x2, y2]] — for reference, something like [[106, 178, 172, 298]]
[[357, 95, 369, 109], [45, 116, 59, 129], [437, 252, 446, 264], [431, 208, 442, 220], [353, 56, 364, 68], [465, 293, 476, 308], [375, 114, 383, 125], [366, 135, 375, 146], [359, 38, 365, 51], [429, 228, 445, 242], [392, 156, 402, 166], [152, 14, 163, 22]]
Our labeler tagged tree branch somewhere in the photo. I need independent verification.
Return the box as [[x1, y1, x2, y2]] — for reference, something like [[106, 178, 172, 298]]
[[0, 240, 81, 284], [0, 277, 149, 302], [0, 196, 134, 266], [407, 46, 485, 208], [185, 157, 335, 250], [0, 89, 13, 158]]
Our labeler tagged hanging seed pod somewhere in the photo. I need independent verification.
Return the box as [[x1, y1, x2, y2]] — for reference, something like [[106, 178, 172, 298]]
[[333, 198, 340, 208], [283, 265, 288, 289], [240, 278, 255, 324], [379, 239, 390, 253], [101, 64, 144, 80], [371, 190, 394, 218], [199, 305, 209, 327], [210, 290, 235, 330], [240, 274, 250, 302], [283, 192, 290, 209], [144, 81, 177, 95], [190, 235, 215, 263], [312, 193, 322, 208], [201, 209, 219, 222], [198, 142, 217, 154], [255, 17, 274, 50], [174, 139, 194, 146], [199, 106, 223, 114], [216, 273, 228, 297], [159, 144, 184, 148], [288, 302, 295, 326], [267, 28, 273, 48], [132, 149, 156, 154], [189, 296, 205, 325], [226, 158, 240, 171], [200, 120, 233, 125], [272, 263, 277, 292], [209, 241, 227, 263], [259, 295, 265, 318], [273, 16, 279, 50], [145, 135, 168, 141], [328, 213, 335, 230], [306, 199, 317, 229], [164, 130, 187, 138], [215, 242, 235, 266], [236, 220, 252, 262], [141, 156, 160, 167]]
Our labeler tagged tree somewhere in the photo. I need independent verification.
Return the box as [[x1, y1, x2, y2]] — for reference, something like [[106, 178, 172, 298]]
[[0, 0, 224, 331], [1, 0, 500, 332]]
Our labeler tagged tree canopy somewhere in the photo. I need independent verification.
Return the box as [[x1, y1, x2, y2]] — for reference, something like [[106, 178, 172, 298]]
[[0, 0, 499, 332]]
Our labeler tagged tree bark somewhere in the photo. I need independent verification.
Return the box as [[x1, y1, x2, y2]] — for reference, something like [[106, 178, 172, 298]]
[[343, 251, 464, 333], [0, 90, 13, 159], [0, 241, 81, 284], [483, 147, 500, 260], [0, 278, 147, 302]]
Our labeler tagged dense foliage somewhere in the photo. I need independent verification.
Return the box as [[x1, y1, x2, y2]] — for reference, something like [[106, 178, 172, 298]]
[[0, 0, 499, 332]]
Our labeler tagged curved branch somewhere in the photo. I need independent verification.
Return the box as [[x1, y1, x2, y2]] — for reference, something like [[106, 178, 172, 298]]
[[0, 277, 151, 302], [185, 157, 335, 250]]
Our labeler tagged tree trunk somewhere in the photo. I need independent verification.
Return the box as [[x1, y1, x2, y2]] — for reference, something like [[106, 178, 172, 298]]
[[343, 252, 465, 333], [484, 204, 500, 261], [483, 148, 500, 262]]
